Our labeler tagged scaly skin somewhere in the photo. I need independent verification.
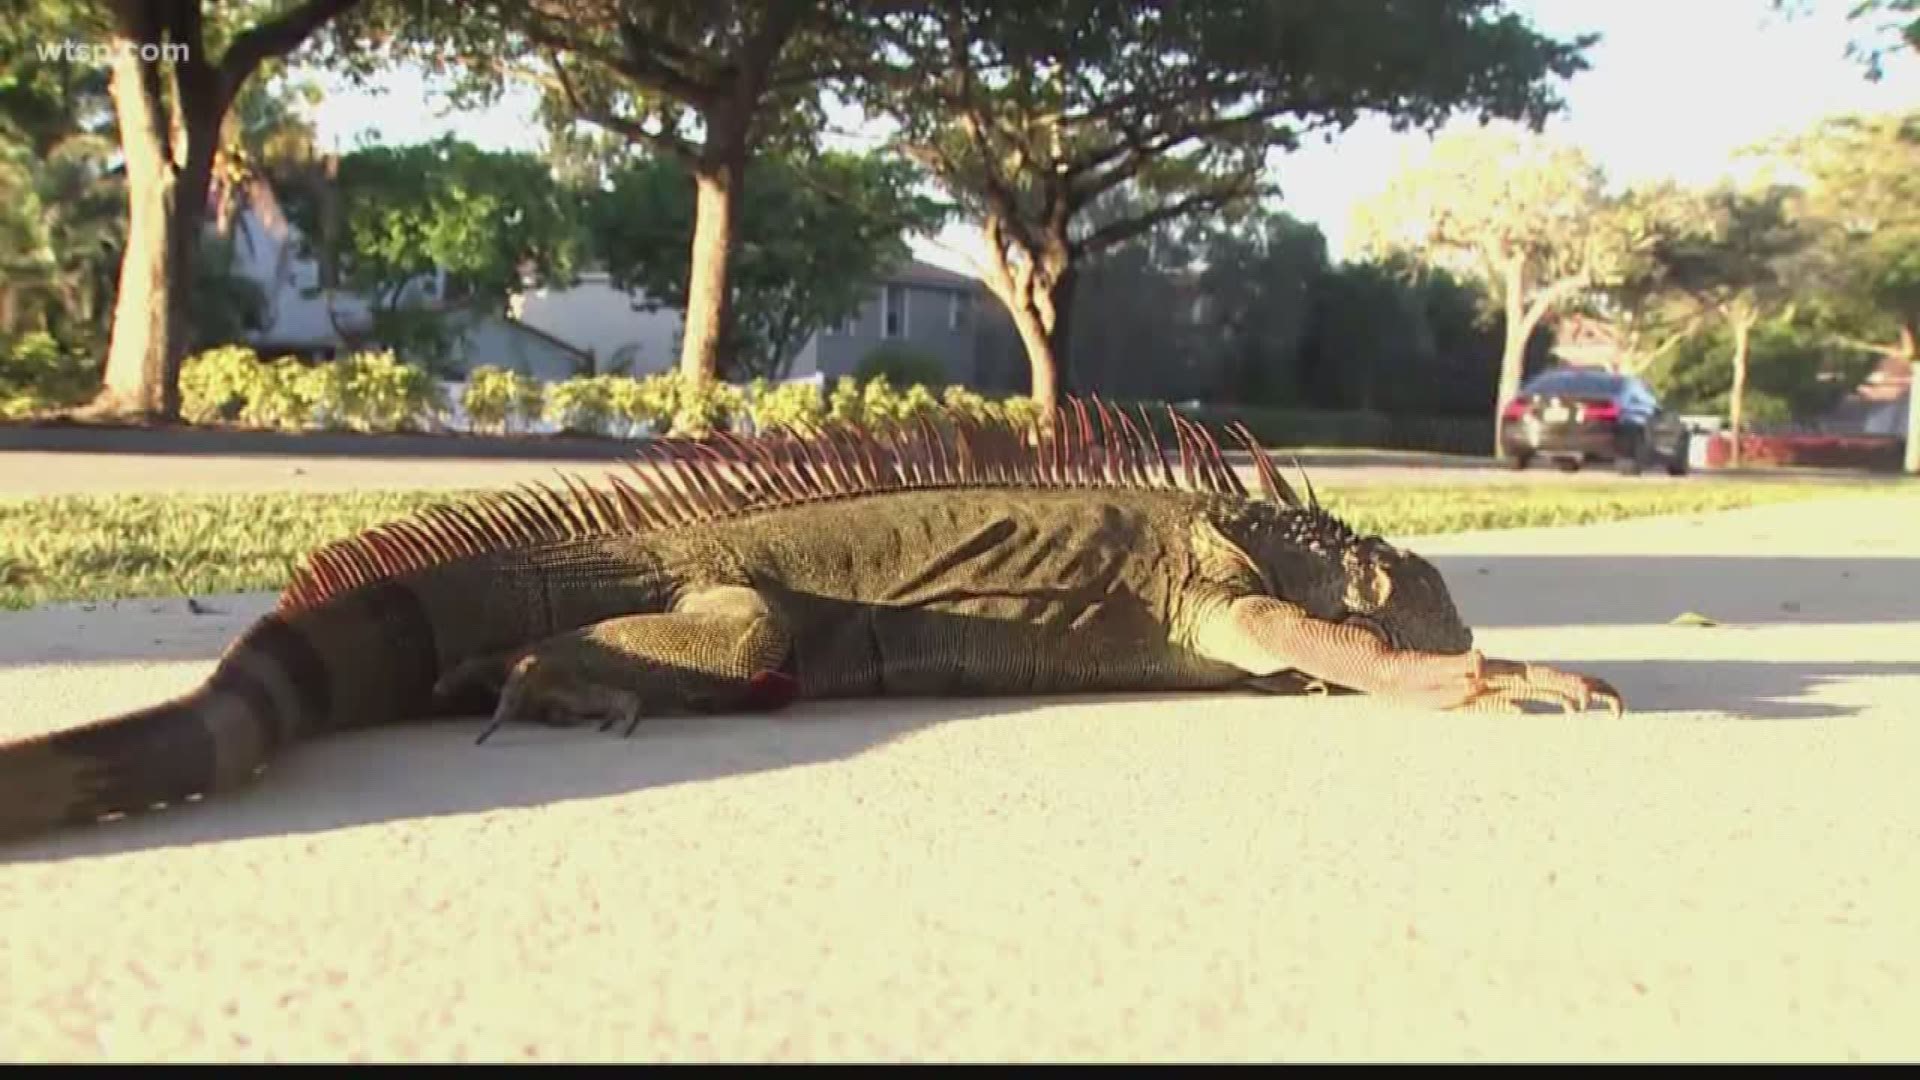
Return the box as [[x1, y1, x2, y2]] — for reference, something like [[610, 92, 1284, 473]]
[[0, 406, 1622, 842]]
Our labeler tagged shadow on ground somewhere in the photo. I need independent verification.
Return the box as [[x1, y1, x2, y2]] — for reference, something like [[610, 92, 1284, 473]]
[[1566, 659, 1920, 721], [1426, 555, 1920, 627], [7, 652, 1917, 864], [0, 696, 1027, 862]]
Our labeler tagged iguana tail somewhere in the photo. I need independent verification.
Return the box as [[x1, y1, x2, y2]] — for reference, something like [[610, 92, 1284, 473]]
[[0, 583, 444, 842]]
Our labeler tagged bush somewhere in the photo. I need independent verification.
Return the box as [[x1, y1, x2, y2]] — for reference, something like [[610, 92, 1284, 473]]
[[180, 345, 323, 430], [855, 343, 948, 388], [0, 331, 96, 418], [542, 374, 619, 436], [743, 377, 827, 432], [182, 346, 442, 432], [311, 350, 444, 432], [460, 366, 545, 434]]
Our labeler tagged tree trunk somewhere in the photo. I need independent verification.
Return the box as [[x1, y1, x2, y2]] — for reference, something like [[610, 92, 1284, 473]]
[[1008, 302, 1061, 423], [1492, 255, 1530, 459], [90, 38, 219, 420], [1729, 316, 1753, 469], [1050, 265, 1078, 396], [675, 150, 743, 415], [1902, 324, 1918, 476]]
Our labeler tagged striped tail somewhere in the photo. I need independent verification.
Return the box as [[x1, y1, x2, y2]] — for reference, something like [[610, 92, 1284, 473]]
[[0, 611, 346, 842]]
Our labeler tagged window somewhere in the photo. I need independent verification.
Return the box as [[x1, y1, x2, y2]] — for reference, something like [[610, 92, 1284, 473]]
[[883, 284, 909, 339], [948, 290, 973, 332], [1522, 369, 1623, 397], [831, 306, 861, 336]]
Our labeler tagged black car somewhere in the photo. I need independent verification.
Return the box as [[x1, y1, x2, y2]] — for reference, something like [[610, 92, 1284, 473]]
[[1500, 368, 1691, 475]]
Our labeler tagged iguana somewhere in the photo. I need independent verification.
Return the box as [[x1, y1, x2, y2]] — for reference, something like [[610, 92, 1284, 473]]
[[0, 401, 1621, 841]]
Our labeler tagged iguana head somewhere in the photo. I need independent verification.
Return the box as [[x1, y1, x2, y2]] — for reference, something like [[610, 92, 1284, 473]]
[[1333, 537, 1475, 656], [1222, 502, 1475, 657]]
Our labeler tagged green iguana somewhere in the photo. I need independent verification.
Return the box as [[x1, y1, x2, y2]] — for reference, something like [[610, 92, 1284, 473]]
[[0, 401, 1621, 841]]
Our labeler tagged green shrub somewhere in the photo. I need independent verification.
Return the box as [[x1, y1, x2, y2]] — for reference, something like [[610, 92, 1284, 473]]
[[0, 331, 96, 418], [743, 377, 827, 432], [664, 372, 746, 435], [179, 344, 265, 423], [936, 385, 1042, 431], [312, 350, 443, 432], [542, 375, 619, 436], [605, 374, 673, 437], [855, 343, 948, 388], [178, 346, 323, 430], [460, 366, 545, 434]]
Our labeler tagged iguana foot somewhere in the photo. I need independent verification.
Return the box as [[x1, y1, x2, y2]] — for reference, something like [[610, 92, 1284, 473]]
[[476, 653, 798, 744], [1453, 656, 1624, 718], [469, 588, 795, 745], [1196, 596, 1626, 718]]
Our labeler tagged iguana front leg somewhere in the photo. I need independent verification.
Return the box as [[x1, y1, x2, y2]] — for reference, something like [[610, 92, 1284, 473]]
[[462, 585, 797, 744], [1195, 595, 1623, 717]]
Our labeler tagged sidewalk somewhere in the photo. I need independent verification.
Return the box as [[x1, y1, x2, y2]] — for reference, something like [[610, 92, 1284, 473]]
[[1, 492, 1917, 1061]]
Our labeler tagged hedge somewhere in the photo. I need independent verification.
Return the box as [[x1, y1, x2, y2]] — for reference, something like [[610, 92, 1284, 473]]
[[174, 346, 1499, 455]]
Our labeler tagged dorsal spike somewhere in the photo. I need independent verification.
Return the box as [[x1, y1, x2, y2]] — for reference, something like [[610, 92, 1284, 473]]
[[277, 401, 1347, 616], [1225, 421, 1302, 508], [1294, 457, 1319, 511]]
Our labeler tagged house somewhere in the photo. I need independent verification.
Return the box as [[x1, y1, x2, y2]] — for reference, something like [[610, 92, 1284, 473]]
[[783, 259, 988, 386], [222, 204, 595, 382], [514, 258, 994, 387], [509, 270, 685, 377], [222, 196, 994, 389]]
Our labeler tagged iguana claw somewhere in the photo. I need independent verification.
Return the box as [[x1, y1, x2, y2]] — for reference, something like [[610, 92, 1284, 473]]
[[1465, 658, 1624, 718]]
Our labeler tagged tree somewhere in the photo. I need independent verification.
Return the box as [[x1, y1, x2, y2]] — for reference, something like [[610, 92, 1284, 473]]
[[1640, 313, 1878, 427], [346, 1, 881, 428], [279, 137, 585, 370], [1351, 124, 1678, 457], [861, 0, 1591, 424], [1762, 111, 1920, 473], [77, 0, 367, 420], [590, 149, 947, 380], [1194, 209, 1331, 406], [1637, 185, 1816, 467]]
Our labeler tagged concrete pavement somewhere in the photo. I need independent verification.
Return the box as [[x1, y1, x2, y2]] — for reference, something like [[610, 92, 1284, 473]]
[[1, 491, 1917, 1061]]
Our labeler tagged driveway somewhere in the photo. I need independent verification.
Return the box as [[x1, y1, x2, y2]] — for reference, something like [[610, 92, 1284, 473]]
[[1, 492, 1917, 1061]]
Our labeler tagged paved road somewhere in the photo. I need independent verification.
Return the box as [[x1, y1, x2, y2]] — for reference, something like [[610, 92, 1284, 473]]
[[2, 491, 1917, 1061]]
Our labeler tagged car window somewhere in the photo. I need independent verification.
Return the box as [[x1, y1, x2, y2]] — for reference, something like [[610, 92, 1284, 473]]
[[1523, 370, 1623, 396]]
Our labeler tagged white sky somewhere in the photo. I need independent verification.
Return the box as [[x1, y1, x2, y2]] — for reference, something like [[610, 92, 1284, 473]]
[[311, 0, 1920, 271]]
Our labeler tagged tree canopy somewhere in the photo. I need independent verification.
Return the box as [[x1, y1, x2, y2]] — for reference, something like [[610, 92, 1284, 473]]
[[857, 0, 1594, 421], [1349, 123, 1680, 455], [589, 149, 949, 380], [280, 136, 585, 367]]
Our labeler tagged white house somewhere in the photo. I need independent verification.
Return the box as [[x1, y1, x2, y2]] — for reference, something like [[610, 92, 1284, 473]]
[[509, 270, 685, 377]]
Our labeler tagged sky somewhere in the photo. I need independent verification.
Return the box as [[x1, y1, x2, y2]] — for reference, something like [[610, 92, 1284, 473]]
[[310, 0, 1920, 272]]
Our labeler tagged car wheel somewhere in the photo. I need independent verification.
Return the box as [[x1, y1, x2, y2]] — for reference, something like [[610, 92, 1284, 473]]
[[1666, 432, 1691, 476], [1556, 457, 1581, 472], [1508, 451, 1532, 471], [1615, 429, 1649, 476]]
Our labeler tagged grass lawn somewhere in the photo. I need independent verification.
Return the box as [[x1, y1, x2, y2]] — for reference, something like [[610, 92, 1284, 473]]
[[0, 480, 1903, 611]]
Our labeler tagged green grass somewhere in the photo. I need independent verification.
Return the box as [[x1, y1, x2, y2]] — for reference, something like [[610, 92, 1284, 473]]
[[0, 481, 1904, 611]]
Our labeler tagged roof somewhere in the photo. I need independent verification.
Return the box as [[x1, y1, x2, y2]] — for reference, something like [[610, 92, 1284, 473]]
[[885, 259, 981, 291]]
